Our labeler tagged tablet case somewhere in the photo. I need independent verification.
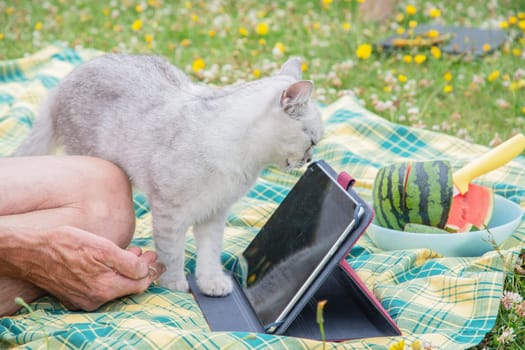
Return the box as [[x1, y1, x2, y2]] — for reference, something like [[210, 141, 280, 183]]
[[189, 160, 401, 340]]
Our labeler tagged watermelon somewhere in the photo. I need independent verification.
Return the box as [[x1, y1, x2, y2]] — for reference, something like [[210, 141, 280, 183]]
[[373, 160, 453, 230], [445, 184, 494, 232], [403, 223, 451, 234]]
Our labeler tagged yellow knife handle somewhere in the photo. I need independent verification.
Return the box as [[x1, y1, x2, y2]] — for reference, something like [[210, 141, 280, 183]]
[[453, 133, 525, 194]]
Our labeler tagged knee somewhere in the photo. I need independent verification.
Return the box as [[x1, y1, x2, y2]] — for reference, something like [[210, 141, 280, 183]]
[[79, 157, 136, 247]]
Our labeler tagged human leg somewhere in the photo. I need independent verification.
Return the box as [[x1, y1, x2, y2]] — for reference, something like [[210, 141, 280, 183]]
[[0, 155, 135, 245], [0, 155, 136, 315]]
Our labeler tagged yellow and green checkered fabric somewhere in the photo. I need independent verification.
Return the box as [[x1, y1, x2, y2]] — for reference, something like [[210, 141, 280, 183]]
[[1, 45, 524, 350]]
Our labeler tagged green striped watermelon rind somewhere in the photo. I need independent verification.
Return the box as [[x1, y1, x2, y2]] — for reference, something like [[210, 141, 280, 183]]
[[403, 223, 453, 234], [373, 162, 409, 230], [372, 160, 453, 231], [405, 160, 453, 228]]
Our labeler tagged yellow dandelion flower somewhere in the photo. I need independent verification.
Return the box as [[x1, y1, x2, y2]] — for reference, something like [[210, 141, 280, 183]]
[[389, 340, 405, 350], [184, 1, 191, 9], [509, 80, 525, 91], [398, 74, 408, 83], [409, 20, 418, 28], [251, 50, 258, 57], [500, 21, 509, 29], [518, 20, 525, 30], [301, 63, 308, 72], [483, 43, 491, 52], [5, 7, 14, 15], [257, 10, 266, 18], [256, 22, 269, 35], [312, 22, 321, 30], [503, 74, 510, 81], [239, 27, 249, 36], [252, 68, 261, 78], [395, 13, 404, 22], [518, 12, 525, 20], [396, 27, 405, 35], [167, 42, 176, 51], [191, 14, 199, 22], [181, 38, 191, 47], [431, 46, 442, 59], [103, 7, 110, 16], [522, 106, 525, 114], [258, 38, 266, 46], [208, 29, 216, 37], [403, 55, 412, 63], [131, 19, 142, 31], [411, 340, 422, 350], [274, 42, 286, 53], [0, 33, 4, 40], [513, 48, 522, 56], [192, 58, 205, 72], [405, 5, 417, 15], [443, 85, 453, 93], [356, 43, 372, 59], [488, 70, 500, 82], [509, 16, 517, 25], [322, 0, 332, 9], [383, 85, 392, 93], [427, 29, 440, 38], [429, 8, 441, 18], [135, 4, 144, 13], [443, 71, 452, 81], [343, 22, 351, 32], [414, 54, 426, 64], [145, 34, 153, 43], [34, 21, 43, 31]]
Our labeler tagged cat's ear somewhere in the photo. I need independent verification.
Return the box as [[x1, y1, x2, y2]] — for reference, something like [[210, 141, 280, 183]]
[[279, 57, 303, 80], [280, 80, 313, 116]]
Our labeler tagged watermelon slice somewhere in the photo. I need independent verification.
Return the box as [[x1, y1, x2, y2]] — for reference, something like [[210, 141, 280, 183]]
[[445, 184, 494, 232]]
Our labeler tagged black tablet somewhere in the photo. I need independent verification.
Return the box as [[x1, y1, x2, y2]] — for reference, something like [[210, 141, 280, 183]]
[[237, 161, 365, 333]]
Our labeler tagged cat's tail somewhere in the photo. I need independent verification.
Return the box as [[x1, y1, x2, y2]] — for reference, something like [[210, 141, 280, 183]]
[[11, 89, 57, 157]]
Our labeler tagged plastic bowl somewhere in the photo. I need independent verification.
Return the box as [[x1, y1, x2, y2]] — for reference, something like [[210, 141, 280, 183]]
[[367, 195, 523, 257]]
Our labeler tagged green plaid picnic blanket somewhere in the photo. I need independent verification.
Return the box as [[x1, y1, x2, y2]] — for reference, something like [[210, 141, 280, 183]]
[[1, 45, 524, 350]]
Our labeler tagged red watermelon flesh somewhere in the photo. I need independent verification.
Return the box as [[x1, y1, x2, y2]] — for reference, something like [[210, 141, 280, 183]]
[[445, 184, 494, 233]]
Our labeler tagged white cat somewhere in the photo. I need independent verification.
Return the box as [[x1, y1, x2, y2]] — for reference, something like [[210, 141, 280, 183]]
[[13, 54, 324, 296]]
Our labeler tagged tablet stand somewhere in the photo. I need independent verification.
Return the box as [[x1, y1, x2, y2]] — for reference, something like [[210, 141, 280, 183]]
[[189, 166, 401, 341], [276, 171, 401, 339]]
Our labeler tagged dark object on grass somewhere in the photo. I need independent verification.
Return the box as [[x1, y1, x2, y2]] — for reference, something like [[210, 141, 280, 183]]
[[380, 24, 507, 56]]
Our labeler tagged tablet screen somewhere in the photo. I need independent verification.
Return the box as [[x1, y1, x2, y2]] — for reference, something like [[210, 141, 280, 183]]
[[240, 163, 359, 331]]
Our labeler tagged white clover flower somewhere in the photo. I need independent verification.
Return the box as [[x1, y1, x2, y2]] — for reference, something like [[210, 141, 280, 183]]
[[497, 326, 515, 344], [407, 107, 419, 115], [501, 290, 523, 310]]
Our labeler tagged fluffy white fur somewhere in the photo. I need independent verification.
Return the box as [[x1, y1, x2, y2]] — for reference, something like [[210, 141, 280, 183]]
[[13, 54, 324, 296]]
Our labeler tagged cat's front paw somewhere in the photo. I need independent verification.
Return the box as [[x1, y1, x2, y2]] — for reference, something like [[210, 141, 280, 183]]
[[197, 272, 233, 296], [158, 275, 190, 292]]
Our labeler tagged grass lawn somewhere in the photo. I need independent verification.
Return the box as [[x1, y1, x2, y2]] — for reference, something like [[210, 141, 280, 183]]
[[1, 0, 524, 349]]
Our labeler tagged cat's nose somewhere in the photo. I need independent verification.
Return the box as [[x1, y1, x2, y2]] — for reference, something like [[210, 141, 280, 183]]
[[305, 149, 313, 163]]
